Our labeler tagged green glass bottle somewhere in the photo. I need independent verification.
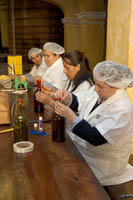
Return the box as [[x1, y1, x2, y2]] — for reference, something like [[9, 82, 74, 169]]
[[13, 99, 28, 143]]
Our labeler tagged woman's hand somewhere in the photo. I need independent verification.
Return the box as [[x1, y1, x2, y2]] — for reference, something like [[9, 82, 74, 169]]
[[10, 75, 26, 82], [10, 75, 18, 80], [51, 89, 71, 105], [54, 101, 76, 124], [41, 85, 55, 94], [34, 75, 42, 85], [35, 92, 55, 108]]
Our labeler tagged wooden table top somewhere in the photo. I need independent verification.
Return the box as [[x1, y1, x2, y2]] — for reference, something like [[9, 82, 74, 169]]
[[0, 88, 111, 200]]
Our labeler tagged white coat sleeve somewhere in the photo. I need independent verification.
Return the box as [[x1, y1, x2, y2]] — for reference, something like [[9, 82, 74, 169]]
[[29, 65, 37, 76], [96, 108, 131, 145], [46, 71, 68, 89]]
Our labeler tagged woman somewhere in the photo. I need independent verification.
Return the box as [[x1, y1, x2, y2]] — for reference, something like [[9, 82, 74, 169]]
[[35, 50, 93, 109], [37, 42, 68, 89], [63, 50, 93, 93], [18, 48, 47, 83], [53, 61, 133, 186]]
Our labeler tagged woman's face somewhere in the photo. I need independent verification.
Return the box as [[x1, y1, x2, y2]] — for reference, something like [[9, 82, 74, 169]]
[[63, 59, 80, 80], [44, 49, 59, 66], [94, 79, 118, 102], [30, 54, 42, 65]]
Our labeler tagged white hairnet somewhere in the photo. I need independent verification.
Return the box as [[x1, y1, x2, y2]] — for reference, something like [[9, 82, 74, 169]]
[[28, 48, 42, 59], [93, 61, 133, 88], [43, 42, 65, 55]]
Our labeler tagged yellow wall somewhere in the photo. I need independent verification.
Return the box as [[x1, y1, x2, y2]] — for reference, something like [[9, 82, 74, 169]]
[[106, 0, 130, 64], [129, 0, 133, 69], [63, 22, 81, 51], [77, 0, 106, 11], [106, 0, 133, 102], [127, 0, 133, 102], [80, 22, 105, 69]]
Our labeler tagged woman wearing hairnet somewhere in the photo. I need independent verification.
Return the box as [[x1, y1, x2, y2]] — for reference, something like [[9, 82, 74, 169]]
[[36, 42, 68, 89], [63, 50, 93, 93], [35, 50, 94, 121], [35, 50, 93, 108], [20, 47, 48, 82], [53, 61, 133, 186]]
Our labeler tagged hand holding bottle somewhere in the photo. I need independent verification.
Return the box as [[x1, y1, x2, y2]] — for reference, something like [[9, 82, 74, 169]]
[[51, 89, 71, 105], [34, 75, 42, 85], [35, 92, 55, 108], [54, 101, 76, 124], [34, 79, 44, 113]]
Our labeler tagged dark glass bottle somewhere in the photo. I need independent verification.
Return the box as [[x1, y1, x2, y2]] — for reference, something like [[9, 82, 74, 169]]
[[13, 99, 28, 143], [52, 98, 65, 142], [34, 79, 44, 113]]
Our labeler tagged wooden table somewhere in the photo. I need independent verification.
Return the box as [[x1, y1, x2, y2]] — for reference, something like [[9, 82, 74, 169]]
[[0, 88, 111, 200]]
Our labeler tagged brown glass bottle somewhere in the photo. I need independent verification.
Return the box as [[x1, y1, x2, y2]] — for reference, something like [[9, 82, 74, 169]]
[[34, 79, 44, 113], [52, 113, 65, 142], [52, 97, 65, 142], [13, 99, 28, 143]]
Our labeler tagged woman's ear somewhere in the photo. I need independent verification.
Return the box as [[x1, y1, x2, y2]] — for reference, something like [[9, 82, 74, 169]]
[[76, 64, 80, 72], [55, 54, 60, 59]]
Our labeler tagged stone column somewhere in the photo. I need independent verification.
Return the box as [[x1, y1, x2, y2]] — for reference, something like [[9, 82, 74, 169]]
[[106, 0, 133, 102], [61, 18, 80, 51], [77, 11, 106, 69]]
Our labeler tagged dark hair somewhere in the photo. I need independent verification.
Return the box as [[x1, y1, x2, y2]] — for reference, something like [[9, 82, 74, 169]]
[[62, 50, 93, 92]]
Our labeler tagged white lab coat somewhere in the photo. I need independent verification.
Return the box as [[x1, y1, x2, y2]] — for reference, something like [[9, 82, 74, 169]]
[[66, 81, 92, 140], [30, 56, 48, 77], [65, 80, 92, 94], [67, 86, 133, 186], [41, 57, 68, 89]]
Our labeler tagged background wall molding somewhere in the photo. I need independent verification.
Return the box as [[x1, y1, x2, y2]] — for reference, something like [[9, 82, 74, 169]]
[[61, 18, 80, 25], [76, 11, 106, 20]]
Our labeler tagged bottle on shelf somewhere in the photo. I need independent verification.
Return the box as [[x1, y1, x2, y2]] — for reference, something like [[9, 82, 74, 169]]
[[52, 98, 65, 142], [34, 79, 44, 113], [13, 99, 28, 143]]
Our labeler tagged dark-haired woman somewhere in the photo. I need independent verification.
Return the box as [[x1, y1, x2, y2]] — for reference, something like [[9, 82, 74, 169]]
[[35, 50, 93, 118], [63, 50, 93, 93]]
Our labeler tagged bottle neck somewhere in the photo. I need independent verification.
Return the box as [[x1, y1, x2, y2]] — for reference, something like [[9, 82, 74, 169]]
[[54, 98, 63, 117], [37, 80, 41, 91], [17, 102, 23, 114]]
